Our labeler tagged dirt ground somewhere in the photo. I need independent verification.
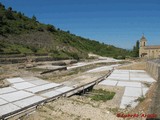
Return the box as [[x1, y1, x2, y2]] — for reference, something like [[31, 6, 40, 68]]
[[118, 62, 146, 70], [22, 94, 124, 120]]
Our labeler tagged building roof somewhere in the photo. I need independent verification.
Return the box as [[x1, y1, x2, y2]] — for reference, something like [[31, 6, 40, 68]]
[[144, 45, 160, 49], [140, 35, 147, 41]]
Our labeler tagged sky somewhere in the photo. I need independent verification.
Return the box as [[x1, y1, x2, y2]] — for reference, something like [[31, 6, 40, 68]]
[[0, 0, 160, 49]]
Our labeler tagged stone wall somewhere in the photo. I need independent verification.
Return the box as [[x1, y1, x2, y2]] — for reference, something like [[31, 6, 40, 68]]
[[146, 60, 160, 81], [0, 56, 70, 64], [146, 59, 160, 118]]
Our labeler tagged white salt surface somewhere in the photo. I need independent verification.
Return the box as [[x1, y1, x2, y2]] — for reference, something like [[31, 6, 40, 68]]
[[13, 96, 45, 108], [120, 96, 138, 109], [130, 73, 150, 78], [0, 98, 8, 105], [28, 79, 50, 85], [6, 77, 25, 83], [13, 82, 36, 90], [26, 83, 61, 93], [0, 87, 17, 95], [0, 91, 34, 102], [0, 103, 20, 116], [107, 76, 129, 81], [55, 86, 74, 93], [0, 77, 76, 116], [109, 73, 129, 77], [123, 87, 142, 97], [113, 70, 129, 74], [107, 70, 155, 83], [129, 70, 146, 73], [117, 81, 141, 88], [41, 90, 61, 98], [142, 88, 149, 96], [99, 69, 156, 109], [129, 77, 155, 83], [99, 80, 117, 86]]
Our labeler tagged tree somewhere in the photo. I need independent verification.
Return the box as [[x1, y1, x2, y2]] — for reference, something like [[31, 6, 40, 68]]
[[2, 26, 10, 33], [135, 40, 139, 56], [46, 24, 56, 32], [8, 7, 12, 11], [32, 15, 36, 21], [5, 7, 14, 19], [0, 14, 2, 23], [132, 40, 139, 57], [67, 30, 70, 33], [0, 2, 5, 9], [17, 12, 22, 18], [37, 26, 44, 31]]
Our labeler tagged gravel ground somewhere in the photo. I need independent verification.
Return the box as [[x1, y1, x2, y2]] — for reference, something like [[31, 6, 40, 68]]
[[23, 96, 124, 120]]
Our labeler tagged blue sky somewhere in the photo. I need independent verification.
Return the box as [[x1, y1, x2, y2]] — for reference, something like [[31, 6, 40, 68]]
[[1, 0, 160, 49]]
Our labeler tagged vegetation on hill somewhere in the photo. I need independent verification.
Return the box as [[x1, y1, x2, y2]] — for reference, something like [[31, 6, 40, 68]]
[[0, 3, 133, 60]]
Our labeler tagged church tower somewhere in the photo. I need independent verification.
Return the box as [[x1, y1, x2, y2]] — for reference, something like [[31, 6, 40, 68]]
[[140, 34, 147, 47], [139, 34, 147, 57]]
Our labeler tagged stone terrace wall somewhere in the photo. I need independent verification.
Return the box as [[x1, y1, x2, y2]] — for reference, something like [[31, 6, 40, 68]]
[[146, 60, 160, 81], [147, 59, 160, 118]]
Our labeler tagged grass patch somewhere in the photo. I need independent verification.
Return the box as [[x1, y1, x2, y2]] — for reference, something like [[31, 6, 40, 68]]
[[88, 89, 115, 102]]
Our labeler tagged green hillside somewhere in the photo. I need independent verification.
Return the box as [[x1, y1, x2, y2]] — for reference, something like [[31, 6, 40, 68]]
[[0, 3, 132, 59]]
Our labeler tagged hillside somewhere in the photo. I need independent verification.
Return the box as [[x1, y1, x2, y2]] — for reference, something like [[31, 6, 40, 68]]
[[0, 3, 132, 60]]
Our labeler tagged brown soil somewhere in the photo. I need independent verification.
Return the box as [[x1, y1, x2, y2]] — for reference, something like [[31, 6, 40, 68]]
[[118, 62, 146, 70]]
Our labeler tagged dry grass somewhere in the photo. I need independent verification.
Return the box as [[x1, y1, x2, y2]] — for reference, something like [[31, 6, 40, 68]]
[[118, 62, 146, 70]]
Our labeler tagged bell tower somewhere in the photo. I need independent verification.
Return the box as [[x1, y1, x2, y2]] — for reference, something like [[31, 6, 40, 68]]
[[139, 34, 147, 57], [140, 34, 147, 47]]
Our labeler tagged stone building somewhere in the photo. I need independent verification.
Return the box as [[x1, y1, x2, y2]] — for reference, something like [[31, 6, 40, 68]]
[[139, 35, 160, 58]]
